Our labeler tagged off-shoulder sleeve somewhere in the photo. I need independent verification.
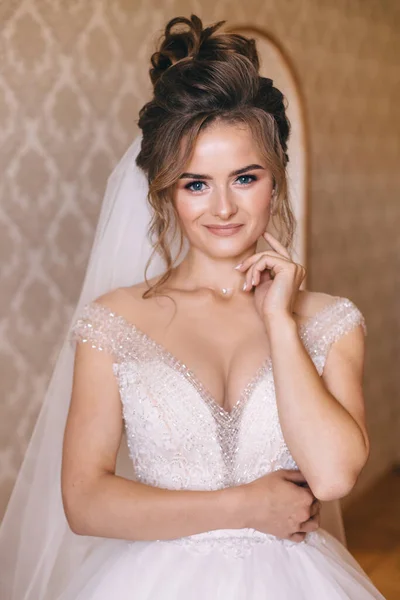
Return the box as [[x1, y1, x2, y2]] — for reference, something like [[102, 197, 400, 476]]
[[302, 296, 367, 375], [69, 301, 119, 356]]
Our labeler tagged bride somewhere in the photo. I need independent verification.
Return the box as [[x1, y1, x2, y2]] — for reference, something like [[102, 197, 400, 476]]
[[0, 14, 385, 600]]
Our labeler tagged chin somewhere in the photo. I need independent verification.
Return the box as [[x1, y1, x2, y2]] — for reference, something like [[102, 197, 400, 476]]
[[199, 239, 252, 259], [200, 229, 260, 254]]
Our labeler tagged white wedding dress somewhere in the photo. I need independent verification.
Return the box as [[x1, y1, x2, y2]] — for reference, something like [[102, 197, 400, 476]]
[[60, 294, 385, 599]]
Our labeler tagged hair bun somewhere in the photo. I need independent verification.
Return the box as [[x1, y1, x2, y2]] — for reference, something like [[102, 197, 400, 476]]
[[150, 14, 259, 87]]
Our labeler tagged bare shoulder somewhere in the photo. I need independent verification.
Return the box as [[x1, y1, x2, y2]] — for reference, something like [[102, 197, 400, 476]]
[[93, 277, 165, 326], [293, 289, 338, 322], [95, 283, 143, 310]]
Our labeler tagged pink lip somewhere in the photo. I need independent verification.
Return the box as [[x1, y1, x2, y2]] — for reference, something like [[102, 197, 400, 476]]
[[204, 224, 244, 237]]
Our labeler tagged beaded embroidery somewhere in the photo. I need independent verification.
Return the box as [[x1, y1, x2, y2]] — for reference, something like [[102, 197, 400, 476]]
[[127, 529, 324, 560]]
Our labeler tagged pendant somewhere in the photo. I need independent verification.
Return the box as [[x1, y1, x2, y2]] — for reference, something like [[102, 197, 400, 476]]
[[221, 287, 233, 296]]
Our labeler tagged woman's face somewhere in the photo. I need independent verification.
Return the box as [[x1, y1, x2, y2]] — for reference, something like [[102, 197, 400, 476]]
[[173, 121, 274, 259]]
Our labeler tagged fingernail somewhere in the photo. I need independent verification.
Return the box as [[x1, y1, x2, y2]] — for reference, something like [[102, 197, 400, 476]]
[[242, 282, 247, 291], [251, 278, 255, 287], [234, 263, 243, 270]]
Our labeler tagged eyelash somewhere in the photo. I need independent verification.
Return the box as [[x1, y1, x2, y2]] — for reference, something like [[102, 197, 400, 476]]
[[184, 174, 258, 193]]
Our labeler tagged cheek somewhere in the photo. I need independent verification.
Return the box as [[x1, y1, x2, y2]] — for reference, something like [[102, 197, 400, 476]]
[[244, 188, 272, 218], [174, 194, 206, 226]]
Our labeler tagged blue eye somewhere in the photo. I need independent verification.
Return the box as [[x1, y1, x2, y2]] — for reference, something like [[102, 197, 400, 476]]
[[184, 174, 257, 193], [236, 174, 257, 185], [185, 181, 206, 192]]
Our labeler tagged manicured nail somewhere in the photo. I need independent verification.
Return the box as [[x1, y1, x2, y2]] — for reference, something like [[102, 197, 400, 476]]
[[242, 282, 247, 291], [234, 263, 243, 270], [251, 278, 255, 287]]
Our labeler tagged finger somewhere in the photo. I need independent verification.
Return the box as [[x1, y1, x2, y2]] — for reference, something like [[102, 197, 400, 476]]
[[246, 264, 262, 291], [309, 500, 321, 518], [263, 232, 291, 259], [249, 258, 274, 287], [299, 516, 319, 533], [236, 250, 291, 272], [303, 513, 320, 527], [244, 258, 270, 291], [247, 255, 304, 290], [245, 254, 290, 290]]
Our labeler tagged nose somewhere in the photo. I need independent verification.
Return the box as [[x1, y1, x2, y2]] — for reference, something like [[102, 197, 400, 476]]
[[210, 187, 238, 220]]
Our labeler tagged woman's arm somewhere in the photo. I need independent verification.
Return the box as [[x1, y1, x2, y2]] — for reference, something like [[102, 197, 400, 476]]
[[265, 310, 369, 502], [238, 232, 369, 502], [62, 337, 319, 542]]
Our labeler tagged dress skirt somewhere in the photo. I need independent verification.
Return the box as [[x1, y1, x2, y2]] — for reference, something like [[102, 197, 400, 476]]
[[58, 528, 385, 599]]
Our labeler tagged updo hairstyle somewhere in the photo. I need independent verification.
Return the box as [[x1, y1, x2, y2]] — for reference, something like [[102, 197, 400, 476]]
[[136, 14, 295, 297]]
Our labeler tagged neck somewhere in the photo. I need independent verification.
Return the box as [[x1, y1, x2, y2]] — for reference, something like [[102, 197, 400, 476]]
[[168, 247, 256, 297]]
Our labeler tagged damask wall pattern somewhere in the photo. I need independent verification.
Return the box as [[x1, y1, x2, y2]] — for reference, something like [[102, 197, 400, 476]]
[[0, 0, 399, 518]]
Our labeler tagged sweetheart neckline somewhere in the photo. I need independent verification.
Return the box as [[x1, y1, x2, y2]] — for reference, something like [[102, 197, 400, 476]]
[[89, 296, 342, 418]]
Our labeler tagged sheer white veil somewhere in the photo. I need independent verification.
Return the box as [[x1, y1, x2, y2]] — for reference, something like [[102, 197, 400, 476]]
[[0, 134, 185, 600], [0, 132, 345, 600]]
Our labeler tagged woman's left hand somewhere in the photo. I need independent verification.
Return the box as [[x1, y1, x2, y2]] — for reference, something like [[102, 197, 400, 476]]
[[236, 232, 306, 323]]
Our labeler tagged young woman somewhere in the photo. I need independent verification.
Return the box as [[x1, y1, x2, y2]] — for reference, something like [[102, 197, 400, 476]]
[[0, 14, 385, 600]]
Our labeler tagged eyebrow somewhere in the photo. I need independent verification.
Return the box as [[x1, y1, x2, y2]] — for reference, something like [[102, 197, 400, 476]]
[[179, 164, 265, 180]]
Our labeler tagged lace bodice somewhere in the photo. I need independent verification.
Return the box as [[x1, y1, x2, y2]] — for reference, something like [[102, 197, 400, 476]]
[[70, 296, 366, 494]]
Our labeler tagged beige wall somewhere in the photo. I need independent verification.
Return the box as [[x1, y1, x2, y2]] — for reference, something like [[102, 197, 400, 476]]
[[0, 0, 399, 518]]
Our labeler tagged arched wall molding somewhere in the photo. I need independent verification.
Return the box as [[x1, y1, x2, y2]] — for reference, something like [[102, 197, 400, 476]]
[[227, 25, 311, 286]]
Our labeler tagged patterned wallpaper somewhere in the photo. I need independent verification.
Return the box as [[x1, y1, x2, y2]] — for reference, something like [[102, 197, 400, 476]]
[[0, 0, 399, 518]]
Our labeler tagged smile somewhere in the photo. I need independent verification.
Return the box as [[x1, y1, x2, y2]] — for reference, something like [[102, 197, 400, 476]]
[[204, 224, 244, 237]]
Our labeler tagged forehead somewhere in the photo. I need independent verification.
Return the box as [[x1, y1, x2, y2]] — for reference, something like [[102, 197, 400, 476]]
[[183, 121, 264, 170]]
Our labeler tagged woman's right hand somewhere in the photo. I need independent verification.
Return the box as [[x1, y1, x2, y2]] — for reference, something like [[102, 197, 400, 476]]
[[236, 469, 321, 542]]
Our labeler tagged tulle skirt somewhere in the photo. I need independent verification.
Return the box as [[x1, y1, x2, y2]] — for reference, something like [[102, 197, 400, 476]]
[[58, 528, 385, 599]]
